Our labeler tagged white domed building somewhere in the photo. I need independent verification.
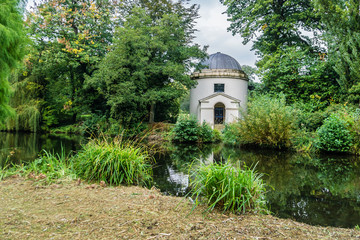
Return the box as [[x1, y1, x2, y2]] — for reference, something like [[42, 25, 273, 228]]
[[190, 52, 248, 128]]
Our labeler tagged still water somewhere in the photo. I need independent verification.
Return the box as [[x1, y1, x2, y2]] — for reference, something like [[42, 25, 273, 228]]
[[1, 132, 360, 228]]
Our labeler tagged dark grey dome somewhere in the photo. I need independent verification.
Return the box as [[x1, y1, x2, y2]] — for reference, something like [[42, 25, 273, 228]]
[[201, 52, 242, 70]]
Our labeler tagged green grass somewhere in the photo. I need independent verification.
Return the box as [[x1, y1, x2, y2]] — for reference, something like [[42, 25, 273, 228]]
[[188, 162, 268, 214], [0, 149, 77, 182], [72, 137, 153, 187]]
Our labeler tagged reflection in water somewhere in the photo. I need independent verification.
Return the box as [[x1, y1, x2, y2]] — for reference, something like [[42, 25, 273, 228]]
[[152, 144, 360, 228], [1, 132, 360, 228], [0, 132, 84, 167]]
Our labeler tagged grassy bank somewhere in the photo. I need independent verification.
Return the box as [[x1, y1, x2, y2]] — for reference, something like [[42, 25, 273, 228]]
[[0, 176, 359, 239]]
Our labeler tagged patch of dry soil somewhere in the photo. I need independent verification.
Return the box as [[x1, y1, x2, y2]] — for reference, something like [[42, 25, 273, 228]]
[[0, 177, 359, 239]]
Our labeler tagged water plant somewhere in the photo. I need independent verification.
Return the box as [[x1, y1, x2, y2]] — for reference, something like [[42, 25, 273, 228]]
[[72, 138, 153, 186], [188, 162, 268, 214]]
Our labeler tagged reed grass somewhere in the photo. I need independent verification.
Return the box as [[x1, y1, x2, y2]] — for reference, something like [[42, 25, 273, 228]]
[[188, 162, 268, 214], [72, 137, 153, 186]]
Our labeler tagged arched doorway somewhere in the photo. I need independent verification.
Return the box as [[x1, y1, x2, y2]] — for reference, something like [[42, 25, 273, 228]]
[[214, 102, 225, 124]]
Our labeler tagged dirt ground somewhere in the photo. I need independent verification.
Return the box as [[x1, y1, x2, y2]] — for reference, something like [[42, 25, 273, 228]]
[[0, 177, 359, 240]]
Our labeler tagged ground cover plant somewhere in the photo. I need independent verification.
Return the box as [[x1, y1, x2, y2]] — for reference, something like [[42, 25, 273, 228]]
[[72, 138, 153, 186], [188, 162, 268, 214]]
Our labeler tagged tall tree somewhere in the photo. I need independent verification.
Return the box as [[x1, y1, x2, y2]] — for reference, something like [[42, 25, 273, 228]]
[[259, 46, 340, 103], [0, 0, 25, 124], [220, 0, 343, 103], [315, 0, 360, 104], [220, 0, 322, 56], [25, 0, 121, 125], [90, 6, 206, 124]]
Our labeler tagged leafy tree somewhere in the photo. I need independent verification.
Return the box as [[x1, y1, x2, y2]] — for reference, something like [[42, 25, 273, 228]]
[[24, 0, 121, 125], [259, 46, 340, 103], [220, 0, 322, 56], [314, 0, 360, 104], [0, 0, 26, 124], [90, 6, 206, 124], [241, 65, 260, 92], [220, 0, 340, 104]]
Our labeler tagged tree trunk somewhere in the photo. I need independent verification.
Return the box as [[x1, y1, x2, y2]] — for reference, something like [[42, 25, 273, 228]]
[[149, 102, 155, 123]]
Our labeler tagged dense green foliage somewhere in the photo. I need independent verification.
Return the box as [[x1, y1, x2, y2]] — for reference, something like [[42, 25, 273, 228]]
[[259, 47, 340, 103], [188, 162, 267, 214], [0, 0, 26, 124], [4, 0, 205, 131], [315, 0, 360, 103], [22, 0, 120, 126], [317, 114, 353, 153], [220, 0, 321, 56], [223, 95, 295, 149], [72, 138, 153, 186], [90, 6, 205, 124], [171, 116, 219, 143], [220, 0, 343, 105]]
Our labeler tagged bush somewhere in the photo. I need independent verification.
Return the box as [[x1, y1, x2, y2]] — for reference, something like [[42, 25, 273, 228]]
[[199, 122, 214, 143], [317, 114, 353, 153], [188, 162, 267, 214], [72, 138, 153, 186], [222, 123, 240, 145], [172, 116, 216, 143], [224, 94, 295, 149]]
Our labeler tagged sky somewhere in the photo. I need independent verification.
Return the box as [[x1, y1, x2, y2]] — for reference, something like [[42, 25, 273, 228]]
[[190, 0, 257, 67]]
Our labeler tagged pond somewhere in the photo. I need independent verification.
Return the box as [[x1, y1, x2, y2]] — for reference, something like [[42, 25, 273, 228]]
[[1, 132, 360, 228]]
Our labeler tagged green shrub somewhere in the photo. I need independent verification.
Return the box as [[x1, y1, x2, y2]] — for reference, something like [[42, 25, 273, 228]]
[[72, 138, 153, 186], [80, 114, 107, 135], [172, 116, 217, 143], [225, 94, 295, 149], [317, 114, 353, 152], [222, 123, 240, 145], [172, 116, 200, 142], [188, 162, 267, 214], [199, 122, 214, 143]]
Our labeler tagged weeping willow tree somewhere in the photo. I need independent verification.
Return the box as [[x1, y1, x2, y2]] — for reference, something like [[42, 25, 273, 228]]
[[4, 68, 41, 132], [0, 0, 26, 125]]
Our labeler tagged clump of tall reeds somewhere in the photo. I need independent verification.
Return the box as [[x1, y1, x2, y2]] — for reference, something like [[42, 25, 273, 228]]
[[188, 162, 268, 214], [72, 137, 153, 186]]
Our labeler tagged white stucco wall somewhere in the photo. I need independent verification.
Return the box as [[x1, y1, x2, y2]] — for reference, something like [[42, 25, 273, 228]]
[[190, 74, 248, 126]]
